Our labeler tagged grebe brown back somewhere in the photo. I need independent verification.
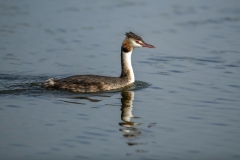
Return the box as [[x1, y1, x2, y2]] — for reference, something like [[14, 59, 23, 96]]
[[44, 32, 155, 92]]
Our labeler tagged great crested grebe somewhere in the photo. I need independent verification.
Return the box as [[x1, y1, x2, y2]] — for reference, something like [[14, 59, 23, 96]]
[[44, 32, 155, 92]]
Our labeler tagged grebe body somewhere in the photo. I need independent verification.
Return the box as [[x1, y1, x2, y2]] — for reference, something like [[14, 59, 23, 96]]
[[44, 32, 155, 92]]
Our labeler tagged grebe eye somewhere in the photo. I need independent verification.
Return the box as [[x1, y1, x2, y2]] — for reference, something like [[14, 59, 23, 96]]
[[135, 41, 139, 44]]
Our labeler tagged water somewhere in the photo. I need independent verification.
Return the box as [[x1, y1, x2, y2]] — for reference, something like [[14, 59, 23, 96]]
[[0, 0, 240, 159]]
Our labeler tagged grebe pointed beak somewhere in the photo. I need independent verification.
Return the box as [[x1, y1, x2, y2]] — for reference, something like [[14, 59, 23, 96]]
[[141, 42, 155, 48]]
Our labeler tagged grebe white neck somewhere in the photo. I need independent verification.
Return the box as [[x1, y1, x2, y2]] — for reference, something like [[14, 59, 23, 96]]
[[121, 50, 135, 83]]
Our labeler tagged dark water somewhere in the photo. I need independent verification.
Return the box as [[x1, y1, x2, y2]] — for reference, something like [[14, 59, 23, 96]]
[[1, 0, 240, 160]]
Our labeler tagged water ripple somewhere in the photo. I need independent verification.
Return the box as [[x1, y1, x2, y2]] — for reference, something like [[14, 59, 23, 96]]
[[0, 74, 151, 97]]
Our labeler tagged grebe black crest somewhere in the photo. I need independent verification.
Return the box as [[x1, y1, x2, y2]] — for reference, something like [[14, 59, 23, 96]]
[[44, 32, 155, 92]]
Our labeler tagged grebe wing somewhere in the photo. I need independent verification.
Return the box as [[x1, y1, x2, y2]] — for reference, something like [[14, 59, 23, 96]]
[[53, 75, 122, 92]]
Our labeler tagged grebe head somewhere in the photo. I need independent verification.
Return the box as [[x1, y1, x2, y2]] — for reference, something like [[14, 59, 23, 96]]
[[125, 32, 155, 48]]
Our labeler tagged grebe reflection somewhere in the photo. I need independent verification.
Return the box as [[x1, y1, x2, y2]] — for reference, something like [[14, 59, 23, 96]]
[[119, 91, 142, 139]]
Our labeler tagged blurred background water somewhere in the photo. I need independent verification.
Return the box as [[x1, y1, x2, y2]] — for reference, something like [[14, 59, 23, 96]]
[[0, 0, 240, 159]]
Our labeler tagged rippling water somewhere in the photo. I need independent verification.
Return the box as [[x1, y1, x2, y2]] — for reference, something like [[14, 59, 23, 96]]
[[0, 0, 240, 160]]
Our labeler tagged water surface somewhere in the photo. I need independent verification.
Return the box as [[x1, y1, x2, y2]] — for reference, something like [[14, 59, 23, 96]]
[[0, 0, 240, 159]]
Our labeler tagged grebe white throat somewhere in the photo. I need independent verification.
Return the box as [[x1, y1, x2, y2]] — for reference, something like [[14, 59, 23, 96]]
[[122, 50, 134, 84]]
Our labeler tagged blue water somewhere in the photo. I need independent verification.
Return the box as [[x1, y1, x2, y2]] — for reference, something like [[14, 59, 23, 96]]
[[0, 0, 240, 159]]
